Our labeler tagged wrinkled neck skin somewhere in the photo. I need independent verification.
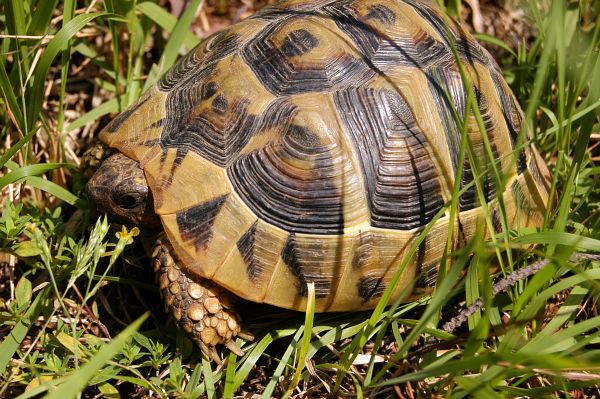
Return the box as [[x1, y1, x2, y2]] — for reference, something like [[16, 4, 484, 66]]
[[86, 152, 161, 234]]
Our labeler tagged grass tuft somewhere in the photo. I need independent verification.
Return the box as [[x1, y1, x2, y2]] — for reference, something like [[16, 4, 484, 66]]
[[0, 0, 599, 397]]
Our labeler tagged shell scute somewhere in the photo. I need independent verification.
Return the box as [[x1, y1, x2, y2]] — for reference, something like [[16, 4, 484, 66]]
[[241, 16, 375, 96], [333, 86, 446, 230]]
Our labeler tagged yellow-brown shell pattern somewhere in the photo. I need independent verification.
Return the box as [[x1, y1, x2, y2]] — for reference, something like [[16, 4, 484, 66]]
[[100, 0, 551, 312]]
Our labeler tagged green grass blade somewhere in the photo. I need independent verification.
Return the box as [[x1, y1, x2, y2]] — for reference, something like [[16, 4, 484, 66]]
[[540, 97, 600, 139], [4, 0, 29, 71], [454, 376, 503, 399], [223, 351, 238, 398], [283, 282, 316, 398], [333, 205, 449, 391], [0, 286, 51, 373], [4, 0, 28, 36], [26, 12, 111, 131], [153, 0, 203, 84], [102, 0, 123, 105], [261, 328, 304, 398], [465, 253, 482, 330], [0, 55, 25, 132], [0, 163, 72, 189], [73, 42, 116, 78], [136, 2, 200, 50], [229, 326, 299, 394], [570, 50, 600, 166], [24, 176, 81, 206], [537, 285, 588, 334], [369, 243, 474, 385], [307, 320, 367, 359], [43, 313, 148, 399], [185, 363, 206, 398], [0, 128, 37, 169], [513, 232, 600, 252], [521, 315, 600, 356], [27, 0, 60, 35], [56, 0, 77, 134], [374, 355, 490, 387], [66, 98, 119, 132], [472, 33, 517, 57], [200, 358, 215, 399], [517, 268, 600, 322]]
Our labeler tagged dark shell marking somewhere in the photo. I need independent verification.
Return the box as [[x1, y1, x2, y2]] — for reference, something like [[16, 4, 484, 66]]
[[280, 29, 320, 57], [105, 95, 150, 134], [228, 124, 345, 234], [491, 71, 527, 173], [176, 195, 228, 251], [366, 4, 397, 25], [358, 276, 386, 301], [334, 88, 444, 230], [241, 17, 376, 96], [237, 221, 260, 281], [281, 234, 333, 298], [426, 67, 501, 211], [403, 0, 493, 66], [322, 1, 448, 70]]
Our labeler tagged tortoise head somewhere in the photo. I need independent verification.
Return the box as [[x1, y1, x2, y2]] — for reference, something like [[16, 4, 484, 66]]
[[86, 152, 160, 229]]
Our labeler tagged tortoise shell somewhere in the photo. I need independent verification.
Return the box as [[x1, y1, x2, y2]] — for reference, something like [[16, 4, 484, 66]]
[[100, 0, 550, 312]]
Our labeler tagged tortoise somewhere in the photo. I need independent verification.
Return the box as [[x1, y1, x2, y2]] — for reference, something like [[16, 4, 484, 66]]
[[86, 0, 551, 360]]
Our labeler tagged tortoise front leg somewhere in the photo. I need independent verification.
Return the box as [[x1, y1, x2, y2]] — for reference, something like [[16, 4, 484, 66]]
[[80, 142, 113, 179], [152, 238, 253, 362]]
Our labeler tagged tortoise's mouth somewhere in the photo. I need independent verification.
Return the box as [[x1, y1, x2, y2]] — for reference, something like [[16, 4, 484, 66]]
[[86, 152, 161, 232]]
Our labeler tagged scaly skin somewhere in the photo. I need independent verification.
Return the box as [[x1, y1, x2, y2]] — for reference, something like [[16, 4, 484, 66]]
[[152, 238, 252, 362], [80, 142, 112, 179], [87, 152, 160, 228]]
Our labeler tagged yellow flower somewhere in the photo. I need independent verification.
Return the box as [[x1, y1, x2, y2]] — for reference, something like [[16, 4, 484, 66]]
[[115, 225, 140, 245], [26, 222, 38, 233]]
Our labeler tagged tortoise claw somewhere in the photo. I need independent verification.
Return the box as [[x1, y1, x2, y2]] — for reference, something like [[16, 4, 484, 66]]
[[237, 331, 255, 342], [199, 341, 223, 364], [225, 340, 245, 357]]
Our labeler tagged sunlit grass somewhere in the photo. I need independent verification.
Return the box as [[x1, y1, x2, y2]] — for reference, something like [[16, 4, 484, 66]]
[[1, 0, 599, 397]]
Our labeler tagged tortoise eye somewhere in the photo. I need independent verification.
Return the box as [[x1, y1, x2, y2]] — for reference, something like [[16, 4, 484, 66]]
[[113, 192, 143, 210]]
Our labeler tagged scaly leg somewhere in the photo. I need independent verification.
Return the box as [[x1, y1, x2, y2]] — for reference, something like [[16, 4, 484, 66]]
[[152, 238, 253, 362]]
